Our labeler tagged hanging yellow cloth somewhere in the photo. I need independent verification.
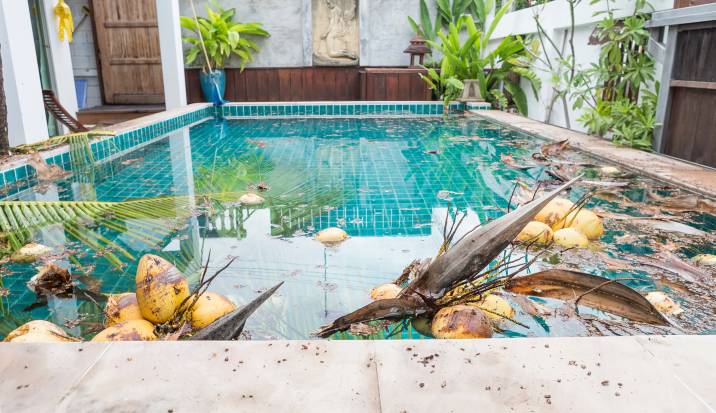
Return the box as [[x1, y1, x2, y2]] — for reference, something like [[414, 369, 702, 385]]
[[54, 0, 74, 42]]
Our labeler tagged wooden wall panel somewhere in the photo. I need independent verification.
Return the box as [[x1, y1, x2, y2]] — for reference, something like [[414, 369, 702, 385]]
[[663, 23, 716, 168], [664, 87, 716, 167], [672, 26, 716, 82], [185, 67, 431, 103], [674, 0, 716, 8]]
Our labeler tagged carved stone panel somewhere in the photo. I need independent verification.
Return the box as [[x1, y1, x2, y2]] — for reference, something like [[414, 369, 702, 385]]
[[312, 0, 359, 66]]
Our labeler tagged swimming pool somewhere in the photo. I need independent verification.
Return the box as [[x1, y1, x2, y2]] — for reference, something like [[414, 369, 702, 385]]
[[1, 104, 715, 340]]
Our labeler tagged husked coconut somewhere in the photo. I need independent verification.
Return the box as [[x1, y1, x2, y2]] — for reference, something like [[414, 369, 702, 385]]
[[239, 193, 265, 206], [91, 319, 157, 342], [693, 254, 716, 267], [553, 228, 589, 248], [472, 295, 515, 323], [534, 198, 574, 227], [135, 254, 190, 324], [431, 305, 493, 339], [412, 317, 433, 337], [369, 283, 402, 301], [645, 292, 683, 316], [516, 221, 553, 245], [104, 293, 144, 327], [554, 208, 604, 240], [190, 292, 237, 329], [3, 320, 77, 343], [315, 227, 348, 244], [11, 243, 52, 263], [26, 263, 73, 297]]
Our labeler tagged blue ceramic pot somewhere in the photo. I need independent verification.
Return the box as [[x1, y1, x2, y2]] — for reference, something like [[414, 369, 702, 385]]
[[199, 69, 226, 105]]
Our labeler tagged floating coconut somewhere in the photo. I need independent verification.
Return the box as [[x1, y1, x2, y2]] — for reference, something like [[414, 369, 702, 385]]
[[369, 283, 402, 301], [104, 293, 144, 327], [239, 193, 265, 206], [534, 197, 574, 227], [135, 255, 190, 324], [11, 243, 52, 263], [553, 228, 589, 248], [472, 295, 515, 323], [645, 292, 683, 316], [91, 319, 157, 342], [315, 227, 348, 244], [600, 166, 621, 176], [516, 221, 553, 245], [554, 208, 604, 240], [431, 305, 493, 339], [693, 254, 716, 267], [190, 292, 237, 329], [3, 320, 77, 343]]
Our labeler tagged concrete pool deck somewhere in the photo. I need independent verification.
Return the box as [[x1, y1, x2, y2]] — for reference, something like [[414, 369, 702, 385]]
[[473, 110, 716, 198], [1, 335, 714, 412]]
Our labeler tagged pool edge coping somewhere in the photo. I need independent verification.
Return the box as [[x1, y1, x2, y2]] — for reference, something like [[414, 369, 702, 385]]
[[0, 335, 714, 411], [469, 110, 716, 199]]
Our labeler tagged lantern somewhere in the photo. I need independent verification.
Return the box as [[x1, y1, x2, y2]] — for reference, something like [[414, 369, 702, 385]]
[[403, 35, 431, 67]]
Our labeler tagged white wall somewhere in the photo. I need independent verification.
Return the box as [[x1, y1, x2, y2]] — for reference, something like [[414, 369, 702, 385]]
[[488, 0, 673, 131], [66, 0, 102, 108]]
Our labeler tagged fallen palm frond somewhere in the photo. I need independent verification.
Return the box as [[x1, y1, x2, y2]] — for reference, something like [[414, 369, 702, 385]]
[[13, 131, 116, 155], [189, 282, 284, 340], [0, 193, 246, 267], [316, 177, 582, 337], [504, 269, 669, 325]]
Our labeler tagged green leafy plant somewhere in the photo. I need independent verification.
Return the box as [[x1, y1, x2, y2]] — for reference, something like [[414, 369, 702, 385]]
[[423, 2, 541, 115], [408, 0, 496, 43], [420, 68, 464, 114], [181, 1, 270, 71], [523, 0, 579, 127], [571, 0, 657, 149]]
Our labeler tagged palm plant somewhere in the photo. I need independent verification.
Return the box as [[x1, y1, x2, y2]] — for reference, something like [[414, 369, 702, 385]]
[[0, 193, 243, 268], [409, 0, 496, 42], [181, 1, 270, 71], [424, 3, 541, 115], [570, 0, 657, 149]]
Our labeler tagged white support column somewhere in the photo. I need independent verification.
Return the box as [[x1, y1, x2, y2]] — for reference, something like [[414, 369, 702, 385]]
[[0, 0, 49, 146], [41, 0, 78, 132], [156, 0, 187, 110]]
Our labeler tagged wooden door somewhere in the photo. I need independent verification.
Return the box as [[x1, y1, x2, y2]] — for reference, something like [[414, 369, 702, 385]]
[[91, 0, 164, 104]]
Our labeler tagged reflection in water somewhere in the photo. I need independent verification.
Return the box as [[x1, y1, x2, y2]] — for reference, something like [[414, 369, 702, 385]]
[[1, 117, 715, 339]]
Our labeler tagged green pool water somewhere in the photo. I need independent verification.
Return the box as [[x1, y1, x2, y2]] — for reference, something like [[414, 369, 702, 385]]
[[1, 115, 715, 340]]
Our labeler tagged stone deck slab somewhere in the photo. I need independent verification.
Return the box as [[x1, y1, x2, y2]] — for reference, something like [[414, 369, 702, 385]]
[[0, 335, 713, 412], [472, 110, 716, 198]]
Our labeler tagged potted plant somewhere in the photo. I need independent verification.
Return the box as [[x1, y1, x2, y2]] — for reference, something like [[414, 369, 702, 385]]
[[181, 1, 270, 104]]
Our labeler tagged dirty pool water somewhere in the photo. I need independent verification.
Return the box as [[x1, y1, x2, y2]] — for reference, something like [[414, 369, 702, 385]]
[[1, 116, 715, 340]]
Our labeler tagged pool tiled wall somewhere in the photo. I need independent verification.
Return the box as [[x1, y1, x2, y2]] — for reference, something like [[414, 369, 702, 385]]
[[217, 102, 488, 118], [0, 106, 214, 198]]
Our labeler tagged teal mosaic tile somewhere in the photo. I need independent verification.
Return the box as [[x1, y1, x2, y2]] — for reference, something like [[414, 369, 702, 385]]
[[218, 102, 470, 118], [0, 105, 215, 196]]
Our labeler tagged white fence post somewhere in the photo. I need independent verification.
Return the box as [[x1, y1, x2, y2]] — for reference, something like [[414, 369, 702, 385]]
[[156, 0, 187, 110], [0, 0, 49, 146]]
